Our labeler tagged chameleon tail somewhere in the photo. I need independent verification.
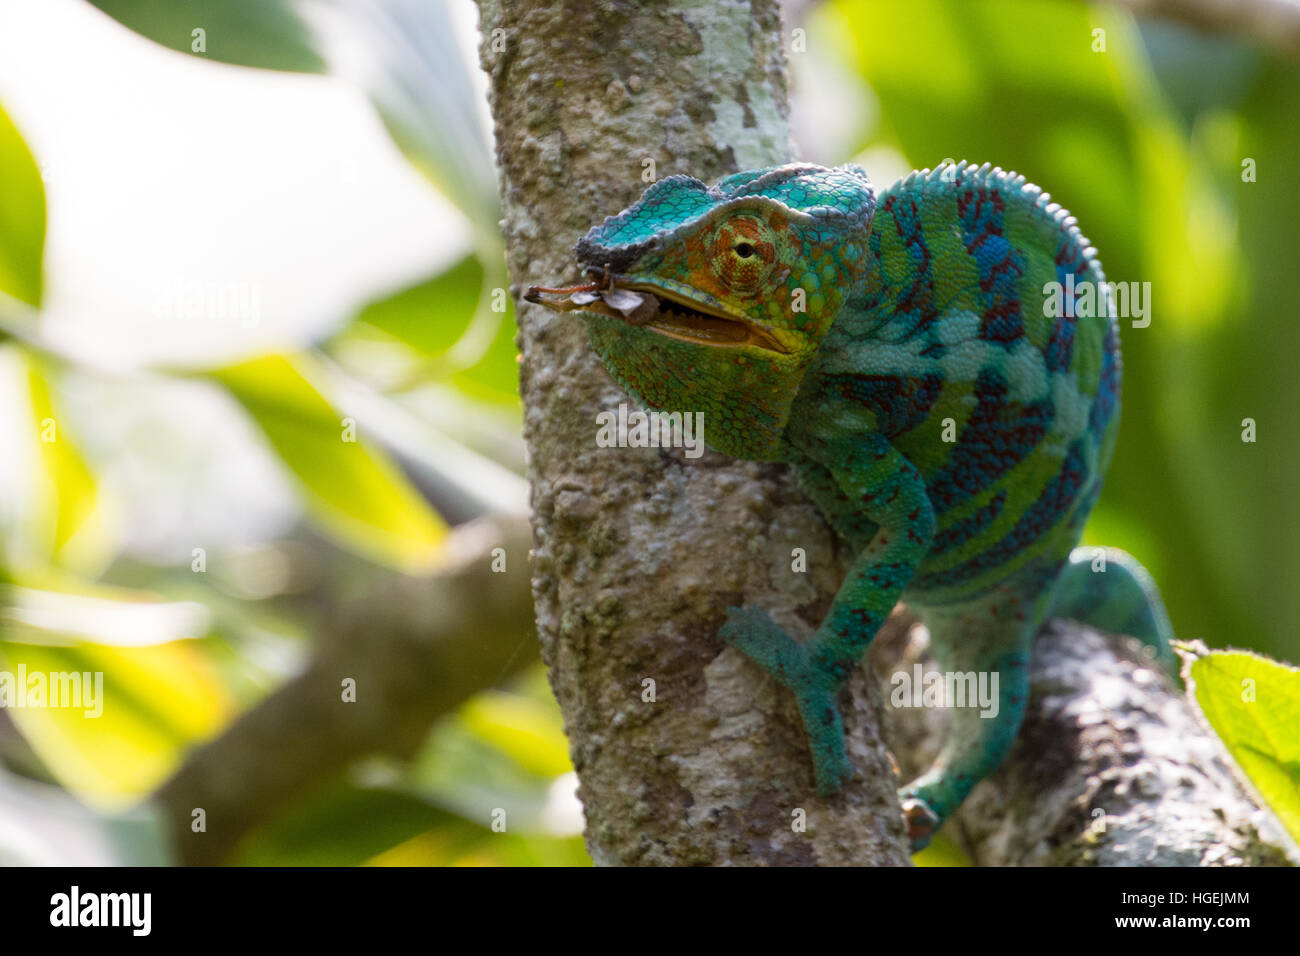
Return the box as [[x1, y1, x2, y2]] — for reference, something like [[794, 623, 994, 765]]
[[1048, 546, 1176, 672]]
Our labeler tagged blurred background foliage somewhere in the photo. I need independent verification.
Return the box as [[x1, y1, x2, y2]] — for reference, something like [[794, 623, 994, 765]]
[[0, 0, 1295, 866]]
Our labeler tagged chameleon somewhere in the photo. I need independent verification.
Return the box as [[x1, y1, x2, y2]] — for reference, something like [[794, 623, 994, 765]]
[[525, 161, 1174, 850]]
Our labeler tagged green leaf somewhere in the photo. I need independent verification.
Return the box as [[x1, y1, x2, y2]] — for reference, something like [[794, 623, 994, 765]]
[[329, 252, 523, 407], [356, 254, 484, 356], [447, 290, 522, 407], [351, 1, 500, 231], [211, 353, 447, 571], [0, 635, 233, 809], [459, 690, 573, 779], [0, 102, 45, 308], [27, 359, 108, 571], [1182, 645, 1300, 844], [330, 254, 485, 380], [410, 712, 560, 834], [826, 0, 1146, 265], [85, 0, 326, 73], [0, 350, 107, 573], [230, 779, 472, 867], [913, 832, 972, 867], [232, 775, 590, 866]]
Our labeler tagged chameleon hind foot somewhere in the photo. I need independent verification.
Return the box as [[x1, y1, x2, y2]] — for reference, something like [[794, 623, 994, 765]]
[[898, 794, 941, 851], [897, 774, 969, 851], [718, 605, 854, 795], [892, 622, 1035, 852]]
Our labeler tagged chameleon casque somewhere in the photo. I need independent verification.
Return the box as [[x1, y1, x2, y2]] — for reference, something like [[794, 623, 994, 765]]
[[527, 161, 1173, 850]]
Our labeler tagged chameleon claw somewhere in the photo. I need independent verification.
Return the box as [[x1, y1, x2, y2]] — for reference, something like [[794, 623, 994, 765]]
[[899, 795, 941, 852]]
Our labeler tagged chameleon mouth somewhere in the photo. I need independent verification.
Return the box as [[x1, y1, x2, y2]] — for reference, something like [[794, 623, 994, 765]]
[[525, 279, 788, 354], [634, 286, 789, 353]]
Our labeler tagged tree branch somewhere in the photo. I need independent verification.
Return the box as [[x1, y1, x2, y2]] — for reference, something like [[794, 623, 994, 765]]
[[1100, 0, 1300, 57], [476, 0, 911, 865], [872, 617, 1298, 866], [152, 514, 537, 865]]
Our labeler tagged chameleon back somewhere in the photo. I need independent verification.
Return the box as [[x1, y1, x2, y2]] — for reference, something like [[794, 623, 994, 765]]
[[786, 161, 1121, 610]]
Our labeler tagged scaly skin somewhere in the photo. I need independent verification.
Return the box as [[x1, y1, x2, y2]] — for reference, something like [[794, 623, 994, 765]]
[[527, 162, 1173, 851]]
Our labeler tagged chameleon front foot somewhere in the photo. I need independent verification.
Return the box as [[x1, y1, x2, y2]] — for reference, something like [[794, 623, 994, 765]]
[[719, 605, 854, 795]]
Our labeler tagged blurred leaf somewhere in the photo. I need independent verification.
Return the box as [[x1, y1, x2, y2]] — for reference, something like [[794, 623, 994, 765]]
[[1138, 20, 1261, 125], [0, 350, 109, 574], [231, 779, 472, 866], [1183, 645, 1300, 844], [357, 253, 484, 357], [330, 254, 485, 381], [85, 0, 326, 73], [0, 636, 232, 808], [327, 0, 500, 234], [211, 353, 448, 571], [459, 690, 572, 779], [331, 252, 522, 407], [367, 822, 589, 867], [26, 359, 109, 572], [410, 711, 557, 833], [404, 668, 583, 847], [448, 286, 522, 406], [0, 101, 45, 308], [381, 829, 589, 867], [913, 832, 972, 867], [1220, 54, 1300, 663]]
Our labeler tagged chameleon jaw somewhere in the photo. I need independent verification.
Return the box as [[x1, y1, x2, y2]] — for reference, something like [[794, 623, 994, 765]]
[[525, 279, 789, 354]]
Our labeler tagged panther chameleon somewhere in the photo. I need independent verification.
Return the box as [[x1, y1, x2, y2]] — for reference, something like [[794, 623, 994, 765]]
[[526, 161, 1173, 850]]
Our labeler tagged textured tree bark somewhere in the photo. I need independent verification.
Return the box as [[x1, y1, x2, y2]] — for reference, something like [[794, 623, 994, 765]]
[[475, 0, 911, 865], [872, 618, 1298, 866]]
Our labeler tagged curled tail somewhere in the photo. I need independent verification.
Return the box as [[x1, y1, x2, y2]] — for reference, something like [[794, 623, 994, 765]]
[[1050, 547, 1175, 671]]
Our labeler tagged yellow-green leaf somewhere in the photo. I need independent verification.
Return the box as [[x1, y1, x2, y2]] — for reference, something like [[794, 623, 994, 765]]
[[0, 637, 232, 810], [1183, 645, 1300, 844], [212, 353, 447, 571], [460, 690, 573, 779], [0, 351, 108, 573], [27, 360, 108, 571], [85, 0, 326, 73], [0, 102, 45, 308]]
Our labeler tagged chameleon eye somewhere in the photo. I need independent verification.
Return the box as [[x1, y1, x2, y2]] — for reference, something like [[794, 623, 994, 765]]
[[710, 217, 777, 293]]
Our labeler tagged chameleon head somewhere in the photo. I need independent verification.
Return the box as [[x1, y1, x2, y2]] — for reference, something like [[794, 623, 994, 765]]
[[526, 163, 877, 460]]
